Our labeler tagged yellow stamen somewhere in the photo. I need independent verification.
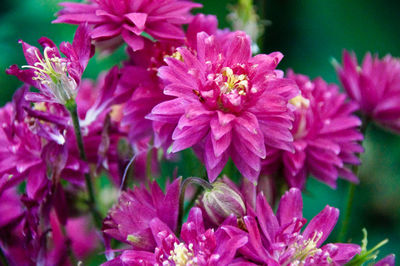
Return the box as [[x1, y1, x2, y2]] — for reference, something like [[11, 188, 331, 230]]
[[167, 242, 196, 266], [21, 47, 76, 104], [221, 67, 249, 95], [289, 95, 310, 109]]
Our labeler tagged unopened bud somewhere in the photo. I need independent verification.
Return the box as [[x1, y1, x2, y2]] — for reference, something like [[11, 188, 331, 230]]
[[202, 180, 246, 225]]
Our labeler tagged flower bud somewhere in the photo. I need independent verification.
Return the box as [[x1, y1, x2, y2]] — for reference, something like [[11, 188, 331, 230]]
[[201, 179, 246, 225]]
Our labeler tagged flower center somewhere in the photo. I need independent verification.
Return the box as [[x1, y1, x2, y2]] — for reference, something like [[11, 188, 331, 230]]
[[220, 67, 248, 95], [22, 47, 77, 104], [290, 94, 310, 140], [285, 231, 329, 265], [167, 242, 196, 266], [289, 95, 310, 109]]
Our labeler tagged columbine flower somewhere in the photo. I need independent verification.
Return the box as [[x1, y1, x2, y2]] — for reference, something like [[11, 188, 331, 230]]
[[103, 207, 248, 265], [335, 50, 400, 133], [226, 188, 361, 265], [0, 87, 87, 200], [65, 216, 100, 260], [262, 70, 363, 188], [147, 31, 298, 182], [375, 254, 396, 266], [0, 187, 24, 230], [103, 178, 181, 251], [74, 67, 126, 185], [53, 0, 202, 51], [7, 24, 92, 105], [120, 13, 219, 148]]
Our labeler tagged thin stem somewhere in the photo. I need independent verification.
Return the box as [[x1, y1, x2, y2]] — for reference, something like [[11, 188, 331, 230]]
[[146, 137, 154, 180], [337, 116, 370, 242], [120, 154, 137, 191], [66, 100, 102, 228], [177, 177, 213, 235], [337, 182, 356, 242], [0, 245, 9, 266]]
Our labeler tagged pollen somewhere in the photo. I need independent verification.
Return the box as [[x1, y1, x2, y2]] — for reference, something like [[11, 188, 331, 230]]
[[289, 95, 310, 109], [33, 102, 47, 112], [167, 242, 196, 266], [167, 51, 184, 62], [22, 47, 77, 104], [220, 67, 249, 95], [287, 231, 327, 265]]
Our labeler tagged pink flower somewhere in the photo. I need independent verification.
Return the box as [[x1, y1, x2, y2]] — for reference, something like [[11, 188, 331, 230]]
[[147, 31, 298, 182], [226, 188, 361, 265], [103, 207, 248, 265], [103, 178, 181, 251], [0, 87, 87, 200], [54, 0, 202, 51], [120, 14, 219, 148], [262, 71, 363, 189], [65, 216, 100, 259], [375, 254, 396, 266], [7, 24, 93, 105], [74, 67, 126, 185], [335, 50, 400, 133]]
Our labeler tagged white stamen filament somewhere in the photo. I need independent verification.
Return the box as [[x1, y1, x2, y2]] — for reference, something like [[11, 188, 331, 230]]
[[22, 47, 77, 104]]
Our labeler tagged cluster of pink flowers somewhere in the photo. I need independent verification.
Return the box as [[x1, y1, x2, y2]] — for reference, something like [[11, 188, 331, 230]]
[[0, 0, 397, 265]]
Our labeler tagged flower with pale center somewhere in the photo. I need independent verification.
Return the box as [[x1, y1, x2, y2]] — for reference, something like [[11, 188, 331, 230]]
[[284, 231, 326, 265], [225, 188, 361, 265], [167, 242, 196, 266], [262, 71, 363, 189], [148, 31, 299, 182], [7, 24, 92, 105], [102, 207, 248, 265], [22, 47, 76, 104]]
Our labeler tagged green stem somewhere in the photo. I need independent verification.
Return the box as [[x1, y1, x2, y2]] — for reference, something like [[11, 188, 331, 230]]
[[177, 177, 213, 235], [0, 245, 9, 266], [146, 137, 154, 180], [337, 182, 356, 242], [337, 116, 370, 242], [66, 100, 102, 228]]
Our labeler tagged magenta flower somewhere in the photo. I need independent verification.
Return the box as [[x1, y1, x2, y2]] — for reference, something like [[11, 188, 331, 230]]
[[120, 14, 219, 148], [0, 196, 73, 265], [375, 254, 396, 266], [335, 50, 400, 133], [147, 31, 298, 182], [262, 70, 363, 188], [65, 216, 100, 259], [54, 0, 202, 51], [0, 87, 87, 200], [103, 178, 181, 251], [0, 187, 24, 230], [226, 188, 361, 265], [74, 67, 126, 185], [129, 137, 160, 182], [120, 64, 171, 144], [103, 207, 248, 265], [7, 24, 93, 105]]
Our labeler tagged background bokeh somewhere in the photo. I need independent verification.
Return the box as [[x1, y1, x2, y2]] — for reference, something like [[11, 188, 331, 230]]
[[0, 0, 399, 262]]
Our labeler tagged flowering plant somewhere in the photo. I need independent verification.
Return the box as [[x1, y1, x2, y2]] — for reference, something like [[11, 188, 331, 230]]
[[0, 0, 397, 265]]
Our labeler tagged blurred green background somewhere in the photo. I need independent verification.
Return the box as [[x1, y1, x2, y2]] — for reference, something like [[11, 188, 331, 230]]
[[0, 0, 399, 262]]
